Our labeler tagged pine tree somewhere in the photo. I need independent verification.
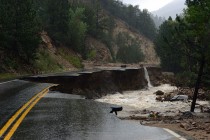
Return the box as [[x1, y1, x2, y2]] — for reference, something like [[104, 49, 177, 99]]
[[184, 0, 210, 112], [0, 0, 40, 66], [44, 0, 70, 42]]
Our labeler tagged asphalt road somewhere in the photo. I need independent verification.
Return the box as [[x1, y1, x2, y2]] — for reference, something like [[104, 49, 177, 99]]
[[0, 80, 182, 140]]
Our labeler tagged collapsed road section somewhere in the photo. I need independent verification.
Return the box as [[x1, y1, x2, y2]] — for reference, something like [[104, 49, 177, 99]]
[[21, 67, 162, 99]]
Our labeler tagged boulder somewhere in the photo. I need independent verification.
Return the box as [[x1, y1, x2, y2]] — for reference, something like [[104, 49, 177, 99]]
[[170, 95, 188, 102], [156, 96, 164, 101], [180, 123, 192, 131], [154, 90, 164, 95]]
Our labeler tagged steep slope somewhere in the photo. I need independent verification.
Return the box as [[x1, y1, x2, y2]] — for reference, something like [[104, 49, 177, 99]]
[[85, 18, 160, 65], [40, 32, 80, 71], [113, 19, 159, 64], [85, 36, 112, 62], [152, 0, 186, 19]]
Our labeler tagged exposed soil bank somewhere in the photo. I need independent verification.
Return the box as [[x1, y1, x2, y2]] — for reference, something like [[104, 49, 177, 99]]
[[21, 67, 162, 99]]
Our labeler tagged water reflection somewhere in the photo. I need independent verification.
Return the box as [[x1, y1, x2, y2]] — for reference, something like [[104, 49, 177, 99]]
[[13, 98, 175, 140]]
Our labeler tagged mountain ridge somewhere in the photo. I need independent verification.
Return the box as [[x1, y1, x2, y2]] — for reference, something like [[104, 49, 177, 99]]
[[152, 0, 186, 19]]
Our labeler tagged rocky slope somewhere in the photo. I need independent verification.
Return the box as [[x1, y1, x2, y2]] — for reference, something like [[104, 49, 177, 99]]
[[84, 18, 160, 65], [40, 15, 160, 70], [113, 19, 159, 64]]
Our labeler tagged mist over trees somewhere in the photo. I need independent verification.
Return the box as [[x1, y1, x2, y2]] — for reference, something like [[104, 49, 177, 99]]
[[100, 0, 157, 40]]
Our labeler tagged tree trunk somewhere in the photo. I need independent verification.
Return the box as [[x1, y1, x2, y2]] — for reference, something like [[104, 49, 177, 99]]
[[190, 56, 205, 112]]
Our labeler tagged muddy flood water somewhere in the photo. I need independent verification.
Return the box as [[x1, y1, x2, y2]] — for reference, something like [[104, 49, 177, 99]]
[[95, 84, 210, 119]]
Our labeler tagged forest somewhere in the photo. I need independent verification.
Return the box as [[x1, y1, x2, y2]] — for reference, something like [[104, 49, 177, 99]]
[[0, 0, 158, 74], [0, 0, 209, 111], [155, 0, 210, 111]]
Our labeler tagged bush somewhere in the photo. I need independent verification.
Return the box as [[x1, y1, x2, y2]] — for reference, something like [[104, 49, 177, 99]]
[[0, 73, 17, 81], [116, 33, 144, 63], [34, 48, 63, 73], [87, 50, 96, 60], [175, 71, 197, 87], [57, 47, 83, 68]]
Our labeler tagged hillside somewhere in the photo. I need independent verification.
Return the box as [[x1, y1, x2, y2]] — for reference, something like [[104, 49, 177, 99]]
[[0, 0, 159, 76], [112, 19, 159, 64], [152, 0, 186, 19], [40, 17, 159, 70]]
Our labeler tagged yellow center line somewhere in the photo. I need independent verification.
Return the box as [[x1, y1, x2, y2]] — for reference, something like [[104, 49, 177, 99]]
[[4, 88, 49, 140], [0, 89, 46, 137], [0, 84, 57, 137]]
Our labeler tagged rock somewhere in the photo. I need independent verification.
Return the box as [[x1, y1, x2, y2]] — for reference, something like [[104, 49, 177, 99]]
[[175, 120, 181, 123], [163, 93, 173, 101], [174, 116, 182, 120], [154, 90, 164, 95], [181, 111, 194, 119], [140, 121, 147, 125], [180, 123, 192, 131], [170, 95, 188, 102], [156, 96, 163, 101], [192, 122, 196, 125], [121, 65, 127, 68]]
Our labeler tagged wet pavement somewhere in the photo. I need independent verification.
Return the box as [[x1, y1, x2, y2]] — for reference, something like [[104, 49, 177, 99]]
[[0, 80, 52, 128], [0, 78, 181, 140], [12, 92, 179, 140]]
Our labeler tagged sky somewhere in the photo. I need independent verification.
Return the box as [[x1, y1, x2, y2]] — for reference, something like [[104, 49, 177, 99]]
[[121, 0, 174, 11]]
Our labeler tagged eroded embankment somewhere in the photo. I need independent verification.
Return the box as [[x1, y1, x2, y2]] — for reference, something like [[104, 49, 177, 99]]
[[21, 67, 162, 99]]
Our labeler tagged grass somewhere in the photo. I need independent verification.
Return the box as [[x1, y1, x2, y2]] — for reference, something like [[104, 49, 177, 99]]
[[34, 48, 63, 73], [0, 73, 18, 82], [57, 47, 83, 68], [87, 50, 96, 60]]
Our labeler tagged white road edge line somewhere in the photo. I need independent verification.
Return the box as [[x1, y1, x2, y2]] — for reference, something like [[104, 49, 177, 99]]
[[163, 128, 187, 140], [0, 79, 17, 85]]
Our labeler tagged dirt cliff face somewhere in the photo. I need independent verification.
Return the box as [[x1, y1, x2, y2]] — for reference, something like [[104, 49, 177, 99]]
[[113, 19, 160, 65], [85, 18, 160, 65], [85, 36, 112, 62], [22, 67, 165, 99], [147, 67, 163, 86]]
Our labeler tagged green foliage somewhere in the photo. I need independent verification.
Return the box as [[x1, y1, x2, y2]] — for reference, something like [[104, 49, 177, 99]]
[[34, 48, 63, 73], [57, 48, 83, 68], [87, 50, 97, 60], [0, 73, 18, 82], [0, 0, 40, 64], [68, 8, 88, 56], [154, 18, 183, 73], [43, 0, 70, 42], [100, 0, 157, 40], [98, 31, 115, 61], [0, 0, 158, 73], [116, 33, 144, 63], [155, 0, 210, 111], [151, 15, 166, 28], [175, 71, 197, 86]]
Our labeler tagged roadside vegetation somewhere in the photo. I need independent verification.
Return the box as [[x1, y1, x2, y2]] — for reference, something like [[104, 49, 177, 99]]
[[57, 47, 83, 69], [155, 0, 210, 111], [0, 0, 158, 77], [34, 48, 63, 73]]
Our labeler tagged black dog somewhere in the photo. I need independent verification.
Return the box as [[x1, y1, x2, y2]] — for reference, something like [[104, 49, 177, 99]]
[[110, 107, 123, 115]]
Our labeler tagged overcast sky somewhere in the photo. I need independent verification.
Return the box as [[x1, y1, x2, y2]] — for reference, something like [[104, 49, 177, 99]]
[[121, 0, 174, 11]]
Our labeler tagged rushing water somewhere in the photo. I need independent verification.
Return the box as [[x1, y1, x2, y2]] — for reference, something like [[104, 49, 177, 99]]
[[96, 68, 210, 117], [96, 83, 210, 118], [96, 84, 180, 117], [143, 67, 153, 88]]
